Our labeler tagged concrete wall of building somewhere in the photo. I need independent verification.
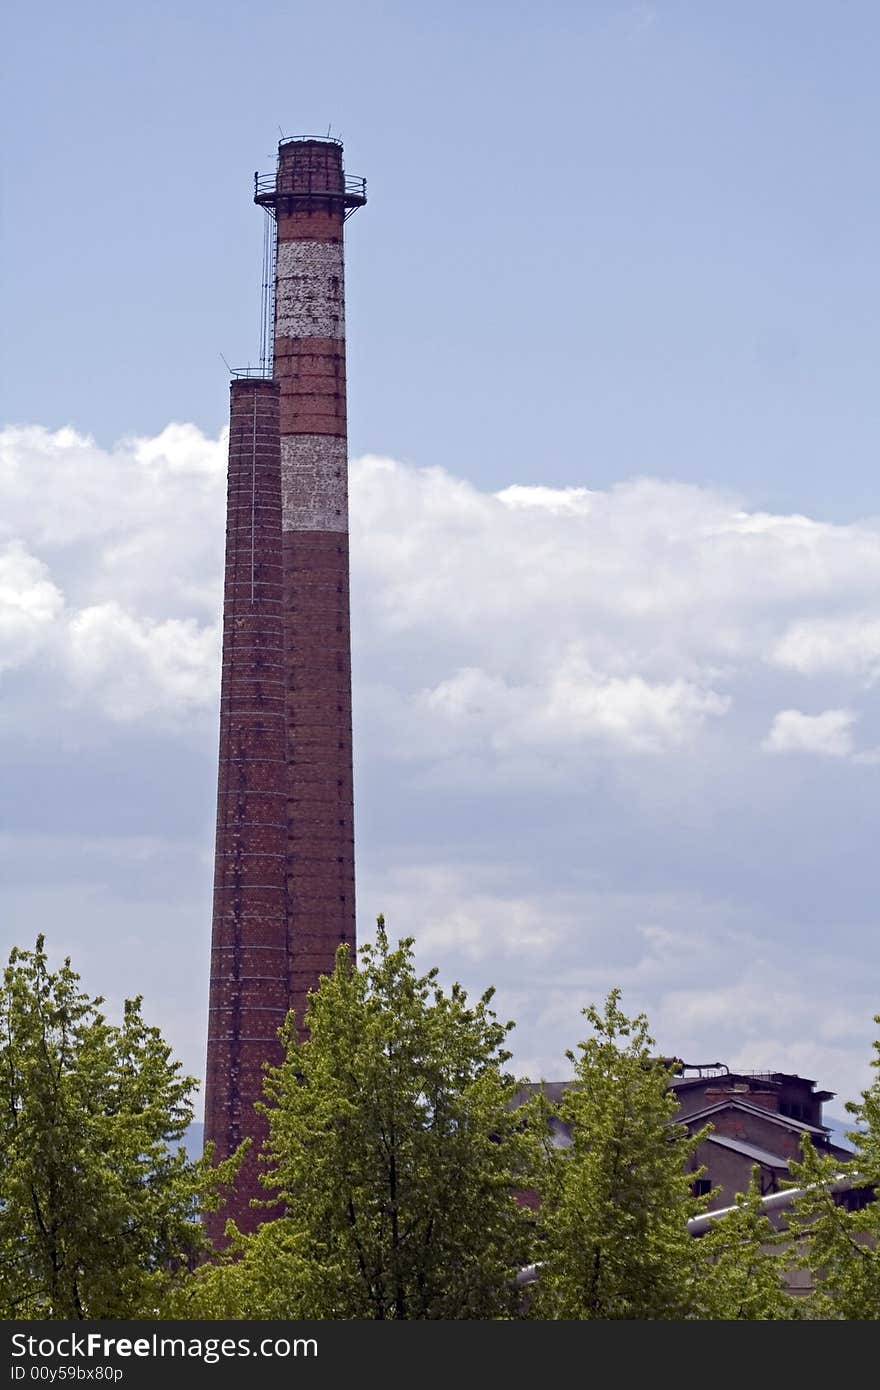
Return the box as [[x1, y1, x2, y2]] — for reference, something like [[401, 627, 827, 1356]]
[[690, 1140, 784, 1211], [701, 1108, 804, 1163]]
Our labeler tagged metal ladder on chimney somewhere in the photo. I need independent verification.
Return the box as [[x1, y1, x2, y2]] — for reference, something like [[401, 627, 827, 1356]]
[[259, 208, 277, 377]]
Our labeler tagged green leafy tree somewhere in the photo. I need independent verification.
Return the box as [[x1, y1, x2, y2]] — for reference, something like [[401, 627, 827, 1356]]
[[691, 1168, 802, 1319], [163, 1217, 324, 1320], [530, 990, 706, 1319], [787, 1018, 880, 1319], [0, 937, 237, 1318], [177, 919, 537, 1319]]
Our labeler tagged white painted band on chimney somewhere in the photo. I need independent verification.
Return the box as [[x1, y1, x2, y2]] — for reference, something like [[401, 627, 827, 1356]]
[[275, 240, 345, 340], [280, 435, 348, 532]]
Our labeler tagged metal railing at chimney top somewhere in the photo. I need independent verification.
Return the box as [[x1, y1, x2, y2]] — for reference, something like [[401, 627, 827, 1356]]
[[253, 171, 367, 204]]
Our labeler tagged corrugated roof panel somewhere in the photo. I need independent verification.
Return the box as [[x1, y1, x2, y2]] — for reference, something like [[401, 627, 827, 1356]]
[[706, 1133, 792, 1168]]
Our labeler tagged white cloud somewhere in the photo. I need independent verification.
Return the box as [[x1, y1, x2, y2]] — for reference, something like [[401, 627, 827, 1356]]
[[4, 428, 880, 759], [0, 541, 63, 672], [3, 423, 880, 1106], [0, 422, 225, 612], [361, 862, 567, 962], [358, 860, 880, 1105], [762, 707, 857, 758], [0, 424, 224, 727], [349, 456, 880, 771], [772, 616, 880, 684], [415, 663, 728, 756], [352, 459, 880, 663], [66, 603, 221, 723], [495, 483, 594, 514]]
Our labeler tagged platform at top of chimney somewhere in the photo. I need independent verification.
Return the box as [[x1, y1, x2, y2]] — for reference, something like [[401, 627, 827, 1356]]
[[254, 135, 366, 219]]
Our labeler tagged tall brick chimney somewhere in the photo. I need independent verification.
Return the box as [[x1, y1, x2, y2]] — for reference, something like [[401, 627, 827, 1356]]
[[204, 138, 365, 1240], [272, 138, 360, 1028]]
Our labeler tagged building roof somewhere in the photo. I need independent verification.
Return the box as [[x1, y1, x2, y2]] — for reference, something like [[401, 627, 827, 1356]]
[[704, 1133, 792, 1169], [512, 1081, 572, 1107], [678, 1097, 828, 1137], [669, 1070, 834, 1103]]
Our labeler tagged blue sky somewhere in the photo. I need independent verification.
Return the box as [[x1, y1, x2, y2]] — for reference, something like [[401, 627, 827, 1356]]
[[6, 0, 880, 517], [3, 2, 880, 1112]]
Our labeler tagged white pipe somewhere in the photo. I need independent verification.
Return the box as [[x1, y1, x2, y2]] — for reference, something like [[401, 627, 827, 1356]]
[[686, 1173, 863, 1235]]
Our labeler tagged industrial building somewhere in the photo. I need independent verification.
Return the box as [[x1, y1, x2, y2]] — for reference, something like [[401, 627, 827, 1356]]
[[672, 1065, 852, 1209], [517, 1065, 852, 1214]]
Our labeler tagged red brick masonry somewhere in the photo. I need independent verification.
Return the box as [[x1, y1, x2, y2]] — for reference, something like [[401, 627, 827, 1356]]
[[204, 139, 359, 1240], [205, 379, 287, 1239]]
